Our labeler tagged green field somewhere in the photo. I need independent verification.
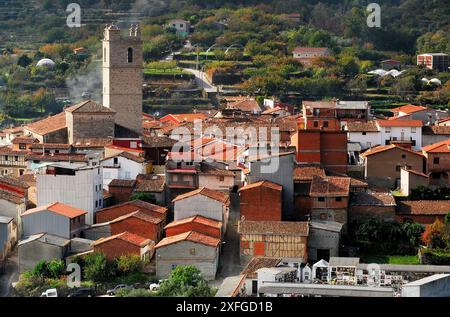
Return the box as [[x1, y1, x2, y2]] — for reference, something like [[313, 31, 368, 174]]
[[361, 255, 420, 265]]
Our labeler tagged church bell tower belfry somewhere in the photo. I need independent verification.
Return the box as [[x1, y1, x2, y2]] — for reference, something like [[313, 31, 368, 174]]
[[102, 24, 143, 134]]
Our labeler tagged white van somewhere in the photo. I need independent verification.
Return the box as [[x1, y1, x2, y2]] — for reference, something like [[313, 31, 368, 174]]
[[40, 289, 58, 297]]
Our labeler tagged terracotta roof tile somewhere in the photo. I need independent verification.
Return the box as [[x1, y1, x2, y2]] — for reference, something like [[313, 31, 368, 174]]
[[310, 176, 350, 197], [293, 165, 326, 181], [351, 191, 396, 206], [172, 187, 230, 206], [30, 143, 72, 150], [390, 104, 427, 114], [0, 189, 25, 204], [26, 153, 88, 162], [361, 144, 424, 157], [164, 215, 222, 230], [422, 126, 450, 135], [346, 121, 379, 132], [398, 200, 450, 216], [22, 202, 87, 218], [108, 179, 136, 188], [227, 98, 262, 113], [155, 231, 220, 248], [24, 112, 66, 135], [141, 135, 177, 148], [376, 119, 423, 127], [72, 138, 114, 148], [422, 139, 450, 153], [238, 220, 309, 236], [241, 257, 282, 279], [110, 210, 162, 225], [161, 113, 208, 124], [0, 176, 30, 189], [11, 137, 38, 144], [134, 175, 165, 193], [92, 231, 150, 247], [238, 181, 282, 192]]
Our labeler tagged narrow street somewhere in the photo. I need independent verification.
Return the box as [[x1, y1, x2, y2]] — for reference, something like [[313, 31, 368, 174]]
[[0, 250, 18, 297], [182, 68, 219, 94], [211, 193, 243, 288]]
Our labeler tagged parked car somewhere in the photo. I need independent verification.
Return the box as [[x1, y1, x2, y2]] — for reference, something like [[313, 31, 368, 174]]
[[67, 288, 93, 297], [41, 289, 58, 297], [106, 284, 131, 296]]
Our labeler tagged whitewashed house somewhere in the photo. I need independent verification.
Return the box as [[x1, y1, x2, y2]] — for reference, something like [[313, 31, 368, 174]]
[[377, 119, 423, 150], [345, 121, 380, 150], [100, 152, 147, 189]]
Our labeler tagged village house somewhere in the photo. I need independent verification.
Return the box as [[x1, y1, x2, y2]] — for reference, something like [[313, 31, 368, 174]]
[[133, 174, 166, 205], [246, 152, 295, 219], [389, 105, 448, 125], [237, 220, 309, 264], [11, 137, 38, 151], [0, 178, 28, 235], [1, 127, 24, 145], [92, 232, 154, 261], [345, 121, 380, 151], [349, 191, 397, 226], [360, 144, 424, 188], [0, 146, 29, 177], [396, 200, 450, 224], [308, 221, 344, 262], [21, 202, 87, 239], [417, 53, 449, 72], [167, 19, 191, 36], [100, 151, 149, 189], [226, 97, 263, 114], [422, 139, 450, 187], [400, 168, 429, 196], [160, 113, 207, 125], [107, 179, 136, 203], [95, 199, 167, 224], [172, 187, 230, 231], [422, 126, 450, 147], [309, 176, 351, 226], [198, 163, 235, 192], [0, 216, 16, 264], [36, 162, 103, 225], [239, 181, 282, 221], [18, 233, 70, 273], [293, 165, 326, 220], [376, 119, 423, 150], [292, 47, 330, 66], [141, 135, 177, 174], [155, 231, 221, 281], [164, 215, 222, 239]]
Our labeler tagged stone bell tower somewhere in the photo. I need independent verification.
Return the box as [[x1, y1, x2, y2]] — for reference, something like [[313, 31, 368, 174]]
[[102, 24, 142, 134]]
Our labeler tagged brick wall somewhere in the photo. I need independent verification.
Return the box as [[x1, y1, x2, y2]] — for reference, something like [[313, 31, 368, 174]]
[[110, 217, 162, 242], [166, 223, 221, 239], [108, 186, 134, 204], [240, 186, 282, 221]]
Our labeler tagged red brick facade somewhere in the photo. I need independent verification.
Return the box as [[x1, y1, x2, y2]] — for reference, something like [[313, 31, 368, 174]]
[[166, 222, 221, 239], [93, 239, 142, 261], [108, 185, 134, 204], [110, 217, 163, 242], [239, 182, 282, 221]]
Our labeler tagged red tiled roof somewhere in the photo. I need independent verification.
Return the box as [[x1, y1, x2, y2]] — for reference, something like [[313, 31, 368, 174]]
[[422, 126, 450, 135], [309, 176, 350, 197], [361, 144, 424, 158], [164, 215, 222, 230], [390, 104, 427, 114], [24, 112, 67, 135], [398, 200, 450, 216], [110, 210, 163, 225], [238, 181, 282, 192], [346, 121, 379, 132], [11, 137, 38, 144], [422, 139, 450, 153], [238, 220, 309, 236], [98, 199, 167, 216], [92, 231, 150, 247], [22, 202, 87, 219], [376, 119, 423, 127], [437, 116, 450, 124], [227, 98, 262, 113], [102, 151, 146, 163], [293, 165, 326, 181], [155, 231, 220, 249], [172, 187, 230, 205], [160, 113, 208, 124], [241, 257, 282, 279]]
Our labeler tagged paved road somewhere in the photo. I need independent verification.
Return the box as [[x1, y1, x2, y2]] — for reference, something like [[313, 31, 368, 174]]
[[0, 250, 18, 297], [212, 193, 243, 288], [182, 68, 219, 93]]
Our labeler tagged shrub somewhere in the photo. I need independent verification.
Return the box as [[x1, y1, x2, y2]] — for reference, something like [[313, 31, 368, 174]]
[[115, 255, 144, 276], [157, 266, 215, 297], [83, 253, 115, 283]]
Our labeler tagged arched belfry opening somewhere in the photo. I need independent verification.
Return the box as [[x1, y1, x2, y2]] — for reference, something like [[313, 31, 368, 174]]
[[127, 47, 133, 63]]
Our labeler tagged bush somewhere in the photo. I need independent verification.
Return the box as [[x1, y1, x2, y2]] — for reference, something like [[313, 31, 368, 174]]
[[115, 255, 144, 276], [83, 253, 115, 283], [115, 288, 154, 297], [157, 266, 215, 297]]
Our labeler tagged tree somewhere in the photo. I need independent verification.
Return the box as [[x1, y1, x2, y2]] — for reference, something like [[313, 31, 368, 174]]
[[83, 252, 113, 282], [157, 266, 215, 297], [422, 219, 447, 249], [115, 255, 144, 275], [47, 260, 65, 279], [17, 54, 32, 68]]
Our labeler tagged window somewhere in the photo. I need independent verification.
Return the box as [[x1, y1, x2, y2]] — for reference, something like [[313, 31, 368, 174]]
[[320, 213, 327, 220], [362, 132, 367, 136], [95, 200, 98, 208], [385, 140, 390, 145], [318, 197, 325, 202], [99, 200, 102, 207], [411, 127, 416, 133], [4, 155, 8, 161], [113, 157, 118, 165], [219, 176, 225, 182], [434, 157, 440, 165], [336, 197, 342, 202], [19, 169, 24, 176], [95, 185, 98, 192], [19, 144, 26, 150], [14, 156, 18, 162], [412, 140, 416, 146], [323, 121, 329, 128], [402, 154, 406, 159], [55, 150, 59, 154], [190, 248, 196, 255], [171, 264, 177, 270], [130, 141, 137, 149], [127, 47, 133, 63]]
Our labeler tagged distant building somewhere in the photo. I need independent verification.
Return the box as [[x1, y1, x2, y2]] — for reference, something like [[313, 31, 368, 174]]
[[389, 104, 448, 125], [349, 191, 397, 226], [0, 146, 28, 177], [167, 19, 191, 37], [21, 202, 87, 239], [400, 168, 429, 196], [417, 53, 449, 72], [164, 215, 222, 239], [18, 233, 70, 273], [36, 163, 103, 225], [107, 179, 136, 203], [237, 220, 309, 264], [92, 231, 154, 261], [292, 47, 330, 66], [396, 200, 450, 224], [95, 199, 167, 224], [100, 151, 148, 189], [422, 139, 450, 187], [155, 231, 220, 281], [308, 221, 343, 262]]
